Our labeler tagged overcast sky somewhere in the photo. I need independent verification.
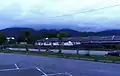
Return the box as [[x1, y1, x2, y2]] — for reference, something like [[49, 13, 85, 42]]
[[0, 0, 120, 31]]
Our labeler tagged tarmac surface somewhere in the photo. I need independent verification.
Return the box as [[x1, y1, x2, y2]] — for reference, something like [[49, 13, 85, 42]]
[[0, 53, 120, 76]]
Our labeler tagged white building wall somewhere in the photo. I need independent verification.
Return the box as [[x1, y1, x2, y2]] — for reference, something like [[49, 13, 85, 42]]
[[44, 43, 52, 46], [53, 42, 59, 45], [75, 42, 81, 44], [20, 42, 27, 44], [35, 41, 81, 46], [64, 42, 73, 46]]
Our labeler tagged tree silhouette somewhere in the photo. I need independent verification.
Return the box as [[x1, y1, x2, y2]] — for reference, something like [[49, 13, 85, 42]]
[[57, 32, 69, 53], [80, 32, 88, 37], [0, 32, 6, 45], [21, 29, 31, 52]]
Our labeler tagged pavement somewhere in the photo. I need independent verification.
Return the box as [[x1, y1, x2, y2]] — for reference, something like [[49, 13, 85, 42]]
[[0, 53, 120, 76]]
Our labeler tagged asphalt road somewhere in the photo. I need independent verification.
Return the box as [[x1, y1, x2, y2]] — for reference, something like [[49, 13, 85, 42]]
[[0, 53, 120, 76]]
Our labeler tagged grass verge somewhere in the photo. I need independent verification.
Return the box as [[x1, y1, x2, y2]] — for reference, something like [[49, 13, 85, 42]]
[[0, 49, 120, 61]]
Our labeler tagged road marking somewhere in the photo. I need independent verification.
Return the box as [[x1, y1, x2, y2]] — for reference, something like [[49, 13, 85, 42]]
[[41, 72, 72, 76], [65, 72, 73, 76], [0, 68, 18, 72], [36, 67, 47, 76], [14, 64, 19, 69], [41, 73, 65, 76], [0, 67, 33, 72]]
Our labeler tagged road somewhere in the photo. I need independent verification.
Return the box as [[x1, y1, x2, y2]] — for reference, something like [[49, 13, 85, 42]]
[[0, 53, 120, 76]]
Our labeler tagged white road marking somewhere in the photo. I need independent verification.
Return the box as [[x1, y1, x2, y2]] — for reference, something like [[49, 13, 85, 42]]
[[0, 68, 18, 72], [0, 67, 33, 72], [14, 64, 19, 69], [41, 73, 66, 76], [36, 67, 47, 76], [41, 72, 72, 76], [65, 72, 73, 76]]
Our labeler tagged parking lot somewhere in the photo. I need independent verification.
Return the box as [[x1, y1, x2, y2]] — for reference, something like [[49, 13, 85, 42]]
[[0, 64, 71, 76], [0, 53, 120, 76]]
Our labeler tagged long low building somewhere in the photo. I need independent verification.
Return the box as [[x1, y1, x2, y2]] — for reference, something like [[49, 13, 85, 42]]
[[35, 36, 120, 46], [35, 37, 81, 46]]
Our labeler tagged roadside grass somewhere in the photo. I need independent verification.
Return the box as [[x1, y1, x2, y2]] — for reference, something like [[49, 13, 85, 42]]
[[0, 49, 120, 61]]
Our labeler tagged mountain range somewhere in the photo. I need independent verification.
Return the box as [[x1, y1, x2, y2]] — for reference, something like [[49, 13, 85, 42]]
[[1, 27, 120, 37]]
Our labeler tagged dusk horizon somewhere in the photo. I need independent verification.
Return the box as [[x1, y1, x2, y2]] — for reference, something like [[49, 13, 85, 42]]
[[1, 0, 120, 31]]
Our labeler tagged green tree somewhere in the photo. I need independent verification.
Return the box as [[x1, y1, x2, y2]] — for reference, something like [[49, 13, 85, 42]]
[[40, 32, 58, 38], [29, 34, 36, 45], [80, 32, 88, 37], [80, 32, 90, 56], [57, 32, 69, 53], [0, 32, 6, 45], [21, 29, 32, 52], [21, 30, 31, 43], [16, 35, 25, 44]]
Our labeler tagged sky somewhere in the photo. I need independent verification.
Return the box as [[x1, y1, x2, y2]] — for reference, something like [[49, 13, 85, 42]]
[[0, 0, 120, 31]]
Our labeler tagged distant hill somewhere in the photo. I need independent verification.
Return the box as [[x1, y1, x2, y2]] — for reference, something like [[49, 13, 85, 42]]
[[0, 27, 35, 37], [0, 27, 80, 37], [1, 27, 120, 37], [96, 30, 120, 36]]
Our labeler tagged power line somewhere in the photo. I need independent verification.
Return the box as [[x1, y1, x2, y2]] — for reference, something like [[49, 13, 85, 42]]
[[47, 4, 120, 19]]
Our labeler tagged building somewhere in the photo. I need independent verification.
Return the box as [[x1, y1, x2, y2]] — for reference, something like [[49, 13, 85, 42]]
[[35, 37, 81, 46], [6, 37, 15, 41], [35, 36, 120, 46], [6, 37, 16, 44]]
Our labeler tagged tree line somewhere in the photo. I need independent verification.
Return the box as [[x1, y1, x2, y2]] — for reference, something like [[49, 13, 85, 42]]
[[0, 30, 70, 53]]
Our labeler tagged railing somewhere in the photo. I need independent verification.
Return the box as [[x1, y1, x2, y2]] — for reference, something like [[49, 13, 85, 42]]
[[7, 47, 109, 55]]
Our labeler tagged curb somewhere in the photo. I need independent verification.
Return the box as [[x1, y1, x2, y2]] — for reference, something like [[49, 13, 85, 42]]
[[114, 61, 120, 64]]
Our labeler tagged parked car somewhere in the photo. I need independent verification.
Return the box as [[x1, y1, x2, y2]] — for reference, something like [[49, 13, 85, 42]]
[[106, 51, 120, 56]]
